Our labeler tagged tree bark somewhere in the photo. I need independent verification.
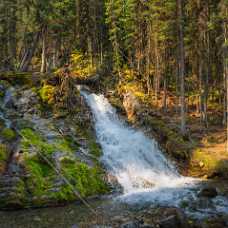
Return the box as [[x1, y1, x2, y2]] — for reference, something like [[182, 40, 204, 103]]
[[41, 26, 47, 73], [19, 32, 40, 72], [177, 0, 186, 135]]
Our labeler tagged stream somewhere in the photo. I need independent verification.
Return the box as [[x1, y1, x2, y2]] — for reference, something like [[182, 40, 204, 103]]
[[0, 90, 228, 227], [82, 93, 228, 216]]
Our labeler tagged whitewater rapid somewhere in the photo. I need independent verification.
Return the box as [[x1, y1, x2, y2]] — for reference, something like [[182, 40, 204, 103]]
[[82, 92, 228, 216]]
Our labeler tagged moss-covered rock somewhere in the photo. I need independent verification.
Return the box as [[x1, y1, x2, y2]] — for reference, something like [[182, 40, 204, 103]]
[[0, 72, 33, 85], [141, 116, 191, 160], [39, 84, 56, 105], [189, 149, 228, 179], [19, 125, 108, 207], [0, 144, 9, 173], [0, 128, 16, 141], [0, 176, 27, 209], [61, 160, 108, 198]]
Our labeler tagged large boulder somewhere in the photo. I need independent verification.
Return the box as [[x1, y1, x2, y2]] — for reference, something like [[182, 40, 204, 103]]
[[157, 207, 188, 228], [198, 187, 218, 198]]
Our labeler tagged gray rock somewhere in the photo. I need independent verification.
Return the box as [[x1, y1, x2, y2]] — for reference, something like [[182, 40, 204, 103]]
[[159, 215, 180, 228], [121, 220, 143, 228], [158, 208, 188, 228], [198, 187, 218, 198]]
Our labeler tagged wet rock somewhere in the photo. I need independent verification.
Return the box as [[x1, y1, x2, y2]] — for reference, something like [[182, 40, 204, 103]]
[[16, 89, 39, 114], [158, 215, 181, 228], [0, 84, 6, 97], [3, 87, 17, 109], [0, 175, 27, 209], [120, 220, 142, 228], [198, 187, 218, 198], [7, 162, 21, 175], [157, 208, 188, 228], [200, 217, 228, 228]]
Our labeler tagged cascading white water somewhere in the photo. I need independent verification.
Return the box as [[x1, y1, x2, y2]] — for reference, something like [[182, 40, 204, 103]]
[[82, 92, 199, 204], [82, 92, 228, 217]]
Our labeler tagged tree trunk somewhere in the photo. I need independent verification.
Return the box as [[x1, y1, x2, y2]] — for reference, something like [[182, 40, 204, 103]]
[[19, 32, 40, 72], [41, 26, 47, 73], [8, 0, 17, 70], [177, 0, 186, 135]]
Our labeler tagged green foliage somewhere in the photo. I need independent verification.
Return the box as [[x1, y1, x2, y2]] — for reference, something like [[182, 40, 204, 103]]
[[191, 149, 228, 178], [69, 51, 96, 78], [39, 84, 55, 105]]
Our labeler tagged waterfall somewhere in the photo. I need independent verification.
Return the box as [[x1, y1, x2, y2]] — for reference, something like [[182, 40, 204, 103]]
[[82, 92, 200, 206], [81, 92, 228, 216]]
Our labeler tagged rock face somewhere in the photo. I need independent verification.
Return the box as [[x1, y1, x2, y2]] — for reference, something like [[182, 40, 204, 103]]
[[0, 77, 108, 210], [16, 89, 39, 114], [123, 92, 140, 121], [0, 175, 26, 209]]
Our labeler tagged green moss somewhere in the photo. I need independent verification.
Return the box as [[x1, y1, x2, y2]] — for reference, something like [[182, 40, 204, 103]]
[[21, 128, 56, 159], [0, 143, 9, 172], [190, 149, 228, 178], [0, 143, 8, 161], [75, 126, 102, 158], [54, 137, 79, 154], [39, 84, 55, 105], [20, 125, 108, 205], [1, 128, 16, 141], [0, 91, 4, 97], [61, 160, 108, 198], [0, 72, 33, 85], [88, 140, 102, 157], [24, 156, 55, 199], [21, 129, 79, 160], [0, 80, 11, 89]]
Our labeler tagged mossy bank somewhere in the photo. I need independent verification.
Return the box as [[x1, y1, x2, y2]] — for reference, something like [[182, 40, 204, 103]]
[[0, 72, 109, 210]]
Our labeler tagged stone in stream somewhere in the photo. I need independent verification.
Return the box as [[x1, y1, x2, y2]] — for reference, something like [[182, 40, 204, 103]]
[[157, 208, 188, 228], [198, 187, 218, 198], [120, 220, 143, 228]]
